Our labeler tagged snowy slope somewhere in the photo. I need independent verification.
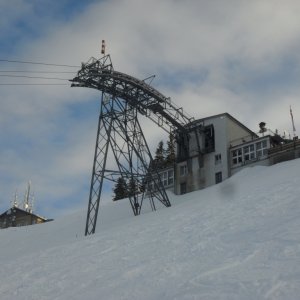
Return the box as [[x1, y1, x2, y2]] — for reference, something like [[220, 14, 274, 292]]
[[1, 159, 300, 300]]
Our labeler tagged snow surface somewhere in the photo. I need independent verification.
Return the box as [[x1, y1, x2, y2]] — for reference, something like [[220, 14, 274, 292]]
[[1, 159, 300, 300]]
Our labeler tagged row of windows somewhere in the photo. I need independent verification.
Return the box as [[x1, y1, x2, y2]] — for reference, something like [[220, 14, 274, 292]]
[[148, 169, 174, 191], [161, 170, 174, 186], [232, 140, 268, 165], [149, 141, 267, 192]]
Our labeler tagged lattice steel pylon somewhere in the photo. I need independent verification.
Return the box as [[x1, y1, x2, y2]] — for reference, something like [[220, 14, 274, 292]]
[[71, 55, 194, 235]]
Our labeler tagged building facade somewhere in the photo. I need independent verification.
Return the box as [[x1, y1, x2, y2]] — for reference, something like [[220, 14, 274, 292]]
[[174, 113, 257, 194], [158, 112, 300, 195], [147, 112, 299, 196], [0, 206, 50, 229]]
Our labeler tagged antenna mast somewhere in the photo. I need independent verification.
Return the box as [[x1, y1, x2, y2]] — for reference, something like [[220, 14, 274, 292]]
[[290, 105, 296, 138], [23, 181, 34, 212], [12, 189, 19, 207]]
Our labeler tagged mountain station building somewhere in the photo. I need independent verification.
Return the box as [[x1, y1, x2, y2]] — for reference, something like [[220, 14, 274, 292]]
[[157, 113, 300, 195]]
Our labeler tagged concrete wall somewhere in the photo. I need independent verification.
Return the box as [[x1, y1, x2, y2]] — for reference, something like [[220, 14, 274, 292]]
[[174, 113, 300, 196], [228, 121, 256, 147], [175, 114, 255, 194], [269, 145, 300, 165], [199, 115, 255, 188]]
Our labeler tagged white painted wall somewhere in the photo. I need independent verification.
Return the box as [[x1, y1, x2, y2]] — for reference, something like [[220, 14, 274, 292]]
[[175, 114, 257, 194]]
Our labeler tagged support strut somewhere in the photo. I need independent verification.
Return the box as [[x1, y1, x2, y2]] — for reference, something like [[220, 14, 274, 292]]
[[85, 92, 170, 235]]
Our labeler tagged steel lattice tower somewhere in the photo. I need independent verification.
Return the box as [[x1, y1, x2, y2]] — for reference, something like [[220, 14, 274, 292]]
[[71, 55, 193, 235]]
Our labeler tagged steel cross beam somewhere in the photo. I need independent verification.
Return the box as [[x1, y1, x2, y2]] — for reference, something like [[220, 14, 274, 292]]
[[71, 55, 191, 235], [71, 55, 194, 135]]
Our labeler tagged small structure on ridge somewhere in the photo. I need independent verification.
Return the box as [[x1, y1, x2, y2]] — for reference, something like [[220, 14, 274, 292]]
[[0, 182, 51, 229]]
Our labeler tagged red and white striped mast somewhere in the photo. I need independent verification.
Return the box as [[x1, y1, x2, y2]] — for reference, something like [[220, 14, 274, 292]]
[[101, 40, 105, 56]]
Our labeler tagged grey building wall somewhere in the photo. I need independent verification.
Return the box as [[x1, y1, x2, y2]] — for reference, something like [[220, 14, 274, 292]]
[[175, 113, 256, 195], [173, 113, 300, 196]]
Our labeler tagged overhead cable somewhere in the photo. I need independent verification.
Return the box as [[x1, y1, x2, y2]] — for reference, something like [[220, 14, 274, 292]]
[[0, 74, 70, 81], [0, 70, 76, 74], [0, 83, 69, 86], [0, 59, 80, 68]]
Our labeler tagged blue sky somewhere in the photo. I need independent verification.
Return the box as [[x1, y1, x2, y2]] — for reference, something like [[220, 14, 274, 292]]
[[1, 0, 300, 218], [0, 0, 97, 55]]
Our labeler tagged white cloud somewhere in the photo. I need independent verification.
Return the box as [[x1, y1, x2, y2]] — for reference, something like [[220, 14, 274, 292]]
[[1, 0, 300, 216]]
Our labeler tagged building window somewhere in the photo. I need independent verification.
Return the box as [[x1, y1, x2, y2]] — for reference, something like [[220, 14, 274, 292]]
[[215, 154, 222, 165], [215, 172, 222, 184], [232, 148, 242, 165], [180, 182, 187, 194], [180, 165, 187, 176], [148, 169, 175, 192], [177, 133, 189, 162], [161, 169, 174, 187], [256, 140, 268, 158], [244, 144, 256, 162], [204, 125, 215, 153], [231, 138, 269, 167], [162, 172, 168, 186], [167, 170, 174, 185]]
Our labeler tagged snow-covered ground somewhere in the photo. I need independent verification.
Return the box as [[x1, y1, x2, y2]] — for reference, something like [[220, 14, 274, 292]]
[[1, 159, 300, 300]]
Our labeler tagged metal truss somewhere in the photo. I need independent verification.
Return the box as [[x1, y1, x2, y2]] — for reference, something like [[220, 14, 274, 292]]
[[85, 92, 170, 235], [71, 55, 192, 235], [71, 55, 194, 135]]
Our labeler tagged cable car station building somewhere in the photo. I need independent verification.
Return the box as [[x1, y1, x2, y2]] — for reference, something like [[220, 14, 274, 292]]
[[170, 112, 300, 195], [174, 113, 255, 194]]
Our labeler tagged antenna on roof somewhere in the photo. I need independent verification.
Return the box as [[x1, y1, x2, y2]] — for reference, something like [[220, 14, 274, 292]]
[[101, 40, 106, 56], [23, 181, 34, 212], [290, 105, 296, 138], [30, 192, 35, 214], [12, 189, 19, 208]]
